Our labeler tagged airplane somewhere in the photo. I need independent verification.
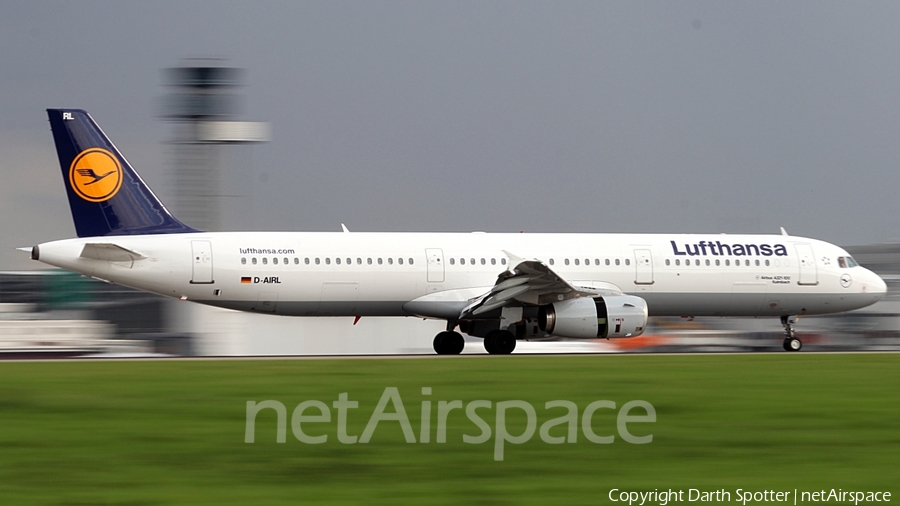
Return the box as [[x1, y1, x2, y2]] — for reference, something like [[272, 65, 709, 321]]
[[26, 109, 887, 354]]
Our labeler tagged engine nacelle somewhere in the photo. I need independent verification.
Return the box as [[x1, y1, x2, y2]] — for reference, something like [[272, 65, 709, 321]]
[[538, 295, 648, 339]]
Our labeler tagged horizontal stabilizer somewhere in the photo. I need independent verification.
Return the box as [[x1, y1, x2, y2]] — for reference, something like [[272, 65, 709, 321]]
[[80, 243, 147, 262]]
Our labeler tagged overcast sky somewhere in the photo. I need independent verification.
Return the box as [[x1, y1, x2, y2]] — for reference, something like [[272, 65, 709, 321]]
[[2, 1, 900, 269]]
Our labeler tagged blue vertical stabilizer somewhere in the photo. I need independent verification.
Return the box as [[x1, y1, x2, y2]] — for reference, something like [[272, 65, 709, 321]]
[[47, 109, 197, 237]]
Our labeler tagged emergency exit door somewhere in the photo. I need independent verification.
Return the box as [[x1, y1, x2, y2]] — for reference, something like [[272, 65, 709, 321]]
[[634, 249, 654, 285]]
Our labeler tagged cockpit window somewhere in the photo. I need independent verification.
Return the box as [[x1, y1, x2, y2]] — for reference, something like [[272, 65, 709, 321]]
[[838, 256, 859, 268]]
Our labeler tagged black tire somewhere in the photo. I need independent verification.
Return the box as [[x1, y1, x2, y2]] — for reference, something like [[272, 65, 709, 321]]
[[483, 331, 498, 354], [782, 338, 792, 351], [485, 330, 516, 355], [433, 331, 464, 355]]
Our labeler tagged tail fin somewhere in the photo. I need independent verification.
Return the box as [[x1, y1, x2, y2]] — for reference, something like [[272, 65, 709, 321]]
[[47, 109, 197, 237]]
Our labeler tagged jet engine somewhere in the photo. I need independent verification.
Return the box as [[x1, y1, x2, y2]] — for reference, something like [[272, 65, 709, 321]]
[[538, 295, 648, 339]]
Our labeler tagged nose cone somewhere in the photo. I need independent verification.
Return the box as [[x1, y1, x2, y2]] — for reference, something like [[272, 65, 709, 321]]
[[860, 269, 887, 304], [867, 270, 888, 300]]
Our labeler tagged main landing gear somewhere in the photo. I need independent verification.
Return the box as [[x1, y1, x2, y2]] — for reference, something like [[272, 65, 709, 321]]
[[431, 325, 518, 355], [484, 329, 516, 355], [781, 315, 802, 351], [433, 330, 465, 355]]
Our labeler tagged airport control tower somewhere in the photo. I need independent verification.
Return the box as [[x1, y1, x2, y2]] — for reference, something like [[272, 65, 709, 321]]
[[161, 61, 270, 232]]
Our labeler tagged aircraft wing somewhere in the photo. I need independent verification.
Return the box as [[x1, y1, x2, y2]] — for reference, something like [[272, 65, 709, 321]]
[[459, 250, 622, 319]]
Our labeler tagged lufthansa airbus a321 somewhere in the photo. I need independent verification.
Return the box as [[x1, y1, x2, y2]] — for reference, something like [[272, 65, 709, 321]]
[[26, 109, 887, 354]]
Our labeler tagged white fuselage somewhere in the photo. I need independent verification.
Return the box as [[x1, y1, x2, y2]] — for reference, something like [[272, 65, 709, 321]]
[[34, 231, 886, 320]]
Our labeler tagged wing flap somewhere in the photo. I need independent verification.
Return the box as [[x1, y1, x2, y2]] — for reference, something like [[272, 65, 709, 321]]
[[459, 251, 624, 319]]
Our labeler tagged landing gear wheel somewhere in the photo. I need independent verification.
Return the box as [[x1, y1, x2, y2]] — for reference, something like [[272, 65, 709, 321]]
[[433, 331, 465, 355], [484, 330, 516, 355], [780, 316, 801, 352]]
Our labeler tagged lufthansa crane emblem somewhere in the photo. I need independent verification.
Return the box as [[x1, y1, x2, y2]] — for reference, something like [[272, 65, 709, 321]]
[[68, 148, 123, 202]]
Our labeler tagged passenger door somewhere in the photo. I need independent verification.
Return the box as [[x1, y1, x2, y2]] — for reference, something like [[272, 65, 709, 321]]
[[795, 244, 818, 285], [191, 240, 214, 284]]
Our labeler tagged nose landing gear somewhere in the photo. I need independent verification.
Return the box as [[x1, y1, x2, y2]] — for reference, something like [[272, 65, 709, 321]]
[[781, 315, 802, 351]]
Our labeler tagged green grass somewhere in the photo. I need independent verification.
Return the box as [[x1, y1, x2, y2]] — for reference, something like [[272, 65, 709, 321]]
[[1, 354, 898, 505]]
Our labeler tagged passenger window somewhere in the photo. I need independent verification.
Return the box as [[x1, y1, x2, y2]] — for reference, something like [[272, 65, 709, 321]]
[[460, 258, 465, 265], [615, 259, 620, 266], [315, 258, 320, 265], [564, 259, 570, 266], [675, 259, 680, 266], [725, 259, 729, 266], [357, 258, 362, 265], [765, 259, 770, 266], [666, 259, 670, 266], [705, 259, 710, 266], [625, 259, 630, 266], [605, 259, 610, 266], [273, 258, 278, 265], [241, 257, 246, 265], [715, 259, 720, 266], [409, 258, 414, 265], [398, 258, 404, 265], [595, 259, 600, 266], [574, 259, 580, 266], [501, 259, 506, 265], [470, 258, 475, 265], [263, 257, 268, 265], [346, 258, 351, 265], [755, 259, 759, 266], [450, 258, 455, 265], [335, 258, 340, 265], [252, 258, 257, 265], [294, 258, 299, 265], [549, 259, 555, 266], [378, 258, 383, 265], [745, 259, 750, 266], [367, 258, 373, 265], [585, 259, 590, 266], [388, 258, 393, 265], [326, 258, 331, 265], [481, 258, 486, 265], [491, 258, 496, 265]]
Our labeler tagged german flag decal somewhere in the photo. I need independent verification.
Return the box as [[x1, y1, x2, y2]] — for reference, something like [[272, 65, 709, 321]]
[[241, 277, 252, 284]]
